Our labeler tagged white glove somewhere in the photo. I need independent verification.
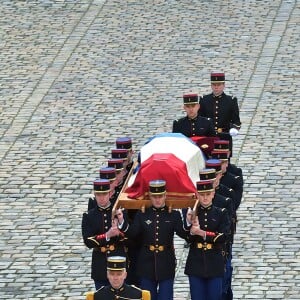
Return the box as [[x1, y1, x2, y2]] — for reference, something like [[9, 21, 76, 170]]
[[229, 128, 239, 137]]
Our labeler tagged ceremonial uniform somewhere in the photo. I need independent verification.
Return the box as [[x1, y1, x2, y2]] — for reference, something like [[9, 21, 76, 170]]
[[93, 256, 144, 300], [94, 284, 142, 300], [199, 72, 241, 156], [214, 139, 244, 185], [227, 163, 243, 185], [82, 179, 128, 288], [172, 93, 215, 138], [119, 180, 189, 300], [185, 204, 229, 276], [199, 168, 234, 225], [82, 207, 128, 282], [220, 171, 243, 211], [199, 93, 241, 134], [211, 150, 243, 211], [172, 115, 215, 137], [121, 206, 188, 281], [208, 153, 241, 300], [115, 137, 140, 286], [185, 180, 230, 300]]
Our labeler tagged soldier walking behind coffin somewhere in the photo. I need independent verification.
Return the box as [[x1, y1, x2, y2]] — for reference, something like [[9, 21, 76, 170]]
[[116, 179, 190, 300], [199, 72, 241, 156], [82, 179, 128, 290], [184, 180, 230, 300], [173, 93, 215, 138]]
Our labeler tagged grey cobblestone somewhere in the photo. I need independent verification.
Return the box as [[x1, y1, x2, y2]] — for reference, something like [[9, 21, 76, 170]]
[[0, 0, 299, 299]]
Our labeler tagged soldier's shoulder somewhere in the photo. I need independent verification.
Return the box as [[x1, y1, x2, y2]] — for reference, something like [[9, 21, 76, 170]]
[[220, 183, 233, 192], [214, 206, 226, 214], [128, 284, 143, 296], [174, 116, 186, 123], [224, 93, 238, 101], [201, 93, 213, 100], [130, 284, 142, 291], [94, 286, 105, 294]]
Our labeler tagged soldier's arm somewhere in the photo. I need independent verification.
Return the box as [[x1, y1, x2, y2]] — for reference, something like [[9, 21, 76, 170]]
[[81, 213, 107, 248], [198, 96, 205, 117], [172, 119, 179, 133], [174, 210, 191, 240], [230, 96, 241, 130]]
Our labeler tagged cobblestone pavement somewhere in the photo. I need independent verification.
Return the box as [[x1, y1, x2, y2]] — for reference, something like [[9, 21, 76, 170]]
[[0, 1, 299, 299]]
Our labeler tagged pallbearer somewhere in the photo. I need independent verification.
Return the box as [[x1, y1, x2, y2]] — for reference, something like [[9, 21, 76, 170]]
[[116, 179, 190, 300], [185, 180, 230, 300], [87, 167, 118, 210], [116, 137, 134, 172], [82, 179, 128, 290]]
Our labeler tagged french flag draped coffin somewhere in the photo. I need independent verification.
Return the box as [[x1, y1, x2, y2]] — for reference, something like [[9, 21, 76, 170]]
[[125, 133, 206, 199]]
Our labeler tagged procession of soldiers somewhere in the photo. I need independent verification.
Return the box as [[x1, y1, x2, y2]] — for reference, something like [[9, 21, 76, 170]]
[[82, 72, 244, 300]]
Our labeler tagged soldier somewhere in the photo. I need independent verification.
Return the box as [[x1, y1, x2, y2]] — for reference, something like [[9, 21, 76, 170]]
[[200, 166, 235, 300], [93, 256, 143, 300], [199, 72, 241, 156], [199, 168, 234, 225], [213, 139, 244, 184], [113, 141, 141, 286], [173, 93, 215, 138], [185, 180, 230, 300], [82, 179, 128, 290], [205, 159, 237, 211], [111, 148, 131, 184], [116, 137, 135, 173], [116, 179, 190, 300], [107, 158, 125, 201], [211, 150, 243, 211], [207, 155, 241, 300]]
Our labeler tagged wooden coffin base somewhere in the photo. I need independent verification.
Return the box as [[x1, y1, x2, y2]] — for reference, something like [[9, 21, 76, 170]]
[[115, 192, 197, 210]]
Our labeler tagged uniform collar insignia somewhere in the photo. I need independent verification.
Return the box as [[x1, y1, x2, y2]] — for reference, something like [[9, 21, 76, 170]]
[[110, 285, 124, 292], [200, 204, 212, 210], [152, 206, 166, 212], [145, 219, 152, 225], [188, 116, 197, 121], [98, 203, 111, 211]]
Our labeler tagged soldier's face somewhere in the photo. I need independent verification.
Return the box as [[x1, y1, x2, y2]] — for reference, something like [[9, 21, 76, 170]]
[[215, 173, 222, 186], [183, 103, 200, 119], [95, 192, 110, 207], [211, 83, 225, 95], [198, 191, 215, 207], [116, 171, 123, 184], [150, 193, 166, 208], [221, 161, 228, 173], [107, 270, 127, 289]]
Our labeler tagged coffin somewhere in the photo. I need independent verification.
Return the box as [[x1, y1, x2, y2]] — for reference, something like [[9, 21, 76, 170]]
[[114, 133, 206, 210]]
